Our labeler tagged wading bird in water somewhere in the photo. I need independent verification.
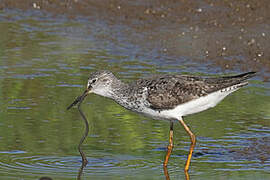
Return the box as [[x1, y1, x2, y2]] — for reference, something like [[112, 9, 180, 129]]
[[67, 70, 256, 177]]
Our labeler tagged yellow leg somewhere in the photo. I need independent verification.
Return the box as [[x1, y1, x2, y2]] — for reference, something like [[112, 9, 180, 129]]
[[163, 122, 174, 167], [184, 170, 190, 180], [163, 165, 170, 180], [178, 118, 196, 172]]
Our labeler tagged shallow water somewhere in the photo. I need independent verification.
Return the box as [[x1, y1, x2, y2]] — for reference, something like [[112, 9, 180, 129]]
[[0, 9, 270, 180]]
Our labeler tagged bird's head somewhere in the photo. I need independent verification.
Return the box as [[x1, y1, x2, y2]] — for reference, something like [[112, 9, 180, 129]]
[[67, 70, 116, 110], [86, 70, 116, 97]]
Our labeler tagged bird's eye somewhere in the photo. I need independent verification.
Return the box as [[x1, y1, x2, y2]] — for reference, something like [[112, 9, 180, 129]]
[[92, 79, 97, 83]]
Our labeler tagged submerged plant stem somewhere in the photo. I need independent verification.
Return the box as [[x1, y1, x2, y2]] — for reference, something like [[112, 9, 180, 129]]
[[77, 99, 89, 167]]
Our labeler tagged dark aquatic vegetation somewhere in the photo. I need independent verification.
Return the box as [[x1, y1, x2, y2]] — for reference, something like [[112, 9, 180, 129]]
[[67, 90, 91, 179], [67, 89, 90, 110], [39, 177, 53, 180]]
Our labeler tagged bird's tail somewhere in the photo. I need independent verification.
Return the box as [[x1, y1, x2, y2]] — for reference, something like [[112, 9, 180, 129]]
[[218, 71, 256, 90], [206, 71, 256, 90], [223, 71, 256, 81]]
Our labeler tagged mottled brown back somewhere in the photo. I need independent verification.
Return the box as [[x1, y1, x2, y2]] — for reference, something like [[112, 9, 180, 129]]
[[134, 72, 255, 110]]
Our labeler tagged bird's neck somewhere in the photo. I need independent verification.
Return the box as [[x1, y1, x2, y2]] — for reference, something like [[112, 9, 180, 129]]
[[109, 79, 129, 98], [106, 79, 134, 107]]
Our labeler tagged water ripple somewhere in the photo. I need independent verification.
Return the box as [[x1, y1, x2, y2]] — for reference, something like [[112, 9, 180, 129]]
[[0, 153, 159, 178]]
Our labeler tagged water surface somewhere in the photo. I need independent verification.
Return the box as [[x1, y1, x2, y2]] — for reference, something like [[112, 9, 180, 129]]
[[0, 9, 270, 180]]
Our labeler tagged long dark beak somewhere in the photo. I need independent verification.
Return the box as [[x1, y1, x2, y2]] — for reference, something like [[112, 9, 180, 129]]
[[67, 89, 91, 110]]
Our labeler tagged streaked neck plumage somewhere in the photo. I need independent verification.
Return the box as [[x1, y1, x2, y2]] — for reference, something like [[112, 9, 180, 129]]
[[92, 76, 129, 100]]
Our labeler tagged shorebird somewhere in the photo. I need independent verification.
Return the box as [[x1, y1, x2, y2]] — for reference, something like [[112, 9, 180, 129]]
[[67, 70, 256, 172]]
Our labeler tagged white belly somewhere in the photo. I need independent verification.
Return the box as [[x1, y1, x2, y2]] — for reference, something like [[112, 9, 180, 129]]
[[141, 86, 241, 120]]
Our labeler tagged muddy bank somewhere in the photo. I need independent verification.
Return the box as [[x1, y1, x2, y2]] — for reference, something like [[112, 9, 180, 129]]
[[1, 0, 269, 80]]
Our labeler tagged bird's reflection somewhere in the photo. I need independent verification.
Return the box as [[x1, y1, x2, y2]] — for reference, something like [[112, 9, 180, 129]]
[[163, 165, 190, 180]]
